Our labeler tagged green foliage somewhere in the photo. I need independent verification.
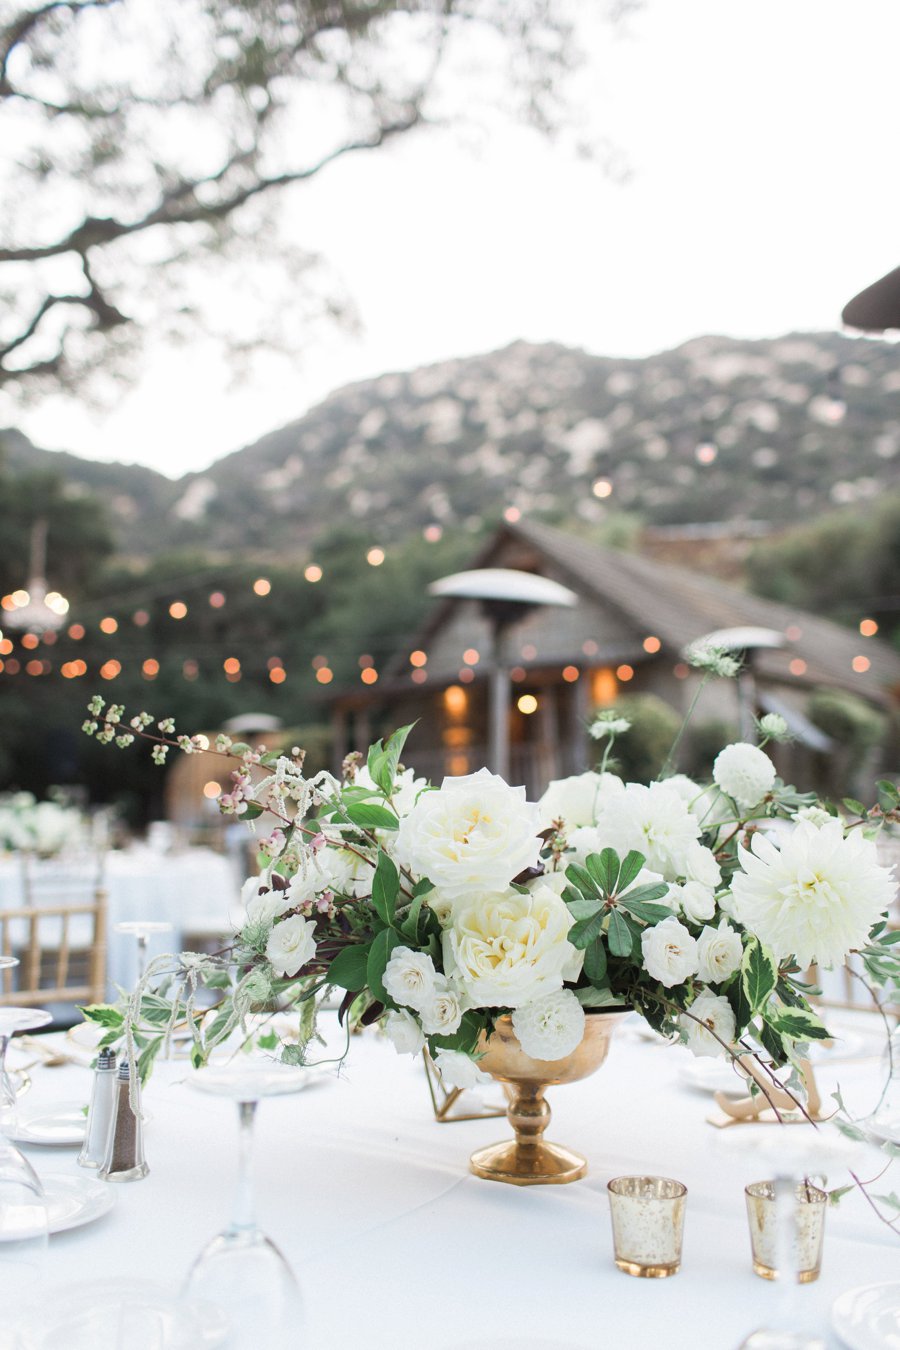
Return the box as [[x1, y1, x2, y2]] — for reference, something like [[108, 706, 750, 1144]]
[[807, 687, 887, 755], [609, 695, 682, 784]]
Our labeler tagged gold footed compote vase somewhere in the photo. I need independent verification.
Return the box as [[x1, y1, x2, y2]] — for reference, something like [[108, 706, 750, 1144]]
[[470, 1010, 629, 1186]]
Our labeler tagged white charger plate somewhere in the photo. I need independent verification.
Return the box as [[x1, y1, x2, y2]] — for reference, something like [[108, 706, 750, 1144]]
[[40, 1173, 116, 1234], [12, 1103, 87, 1147], [832, 1282, 900, 1349]]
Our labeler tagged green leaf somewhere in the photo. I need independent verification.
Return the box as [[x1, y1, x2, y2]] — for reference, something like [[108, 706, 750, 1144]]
[[412, 877, 434, 898], [562, 884, 589, 908], [742, 939, 777, 1014], [583, 938, 608, 986], [202, 970, 233, 991], [727, 978, 753, 1036], [586, 848, 620, 896], [758, 1018, 787, 1066], [568, 909, 607, 949], [366, 929, 402, 1004], [876, 778, 900, 804], [240, 801, 263, 821], [618, 882, 670, 906], [617, 897, 674, 925], [607, 908, 633, 958], [401, 892, 425, 942], [346, 802, 399, 831], [575, 986, 624, 1008], [77, 1005, 124, 1029], [566, 897, 604, 921], [616, 849, 647, 893], [773, 1008, 832, 1041], [371, 850, 400, 925], [564, 862, 600, 897], [367, 723, 416, 795], [327, 944, 371, 992], [842, 797, 867, 817], [255, 1030, 278, 1051]]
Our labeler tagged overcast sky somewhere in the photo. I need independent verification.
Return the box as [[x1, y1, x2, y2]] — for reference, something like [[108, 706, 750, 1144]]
[[7, 0, 900, 479]]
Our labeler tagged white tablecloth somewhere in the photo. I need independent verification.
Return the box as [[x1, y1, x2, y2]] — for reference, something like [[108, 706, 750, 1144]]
[[5, 1014, 899, 1349], [0, 848, 242, 995]]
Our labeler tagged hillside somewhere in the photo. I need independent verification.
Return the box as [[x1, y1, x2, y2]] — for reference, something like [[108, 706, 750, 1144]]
[[3, 331, 899, 559]]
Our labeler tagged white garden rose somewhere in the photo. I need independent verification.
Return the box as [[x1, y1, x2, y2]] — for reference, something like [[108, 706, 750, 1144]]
[[538, 771, 624, 829], [383, 1009, 425, 1056], [594, 782, 701, 880], [432, 1049, 491, 1090], [696, 919, 743, 984], [442, 882, 578, 1008], [511, 989, 586, 1061], [668, 880, 716, 925], [680, 991, 737, 1058], [713, 742, 776, 808], [731, 820, 896, 969], [265, 915, 317, 977], [382, 946, 438, 1011], [395, 768, 542, 898], [419, 982, 464, 1036], [640, 916, 698, 987]]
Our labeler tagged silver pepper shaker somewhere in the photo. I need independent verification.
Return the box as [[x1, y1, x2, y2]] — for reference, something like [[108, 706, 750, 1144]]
[[98, 1058, 149, 1182], [78, 1047, 118, 1169]]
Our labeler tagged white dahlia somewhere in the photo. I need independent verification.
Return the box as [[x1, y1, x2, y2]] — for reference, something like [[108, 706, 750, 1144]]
[[538, 771, 624, 830], [593, 782, 701, 880], [731, 820, 897, 969], [712, 742, 776, 808], [511, 990, 586, 1061]]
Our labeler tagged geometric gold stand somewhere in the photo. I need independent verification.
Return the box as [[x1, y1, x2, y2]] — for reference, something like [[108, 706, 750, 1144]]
[[707, 1057, 825, 1127], [423, 1050, 510, 1123]]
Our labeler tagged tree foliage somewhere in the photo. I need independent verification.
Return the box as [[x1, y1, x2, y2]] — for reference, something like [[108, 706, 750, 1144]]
[[0, 0, 600, 393]]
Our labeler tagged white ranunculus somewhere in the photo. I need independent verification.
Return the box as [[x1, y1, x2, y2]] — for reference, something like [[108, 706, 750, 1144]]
[[383, 1009, 425, 1056], [442, 882, 578, 1008], [731, 820, 896, 969], [511, 990, 586, 1061], [538, 771, 624, 829], [424, 888, 457, 926], [243, 872, 294, 927], [696, 919, 743, 984], [594, 782, 701, 880], [265, 915, 317, 977], [640, 916, 699, 987], [382, 946, 438, 1011], [713, 742, 776, 808], [432, 1048, 491, 1090], [419, 982, 464, 1036], [682, 842, 722, 890], [680, 991, 737, 1058], [395, 768, 542, 898], [668, 880, 717, 925]]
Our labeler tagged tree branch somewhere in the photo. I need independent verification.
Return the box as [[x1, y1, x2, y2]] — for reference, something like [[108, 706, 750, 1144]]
[[0, 0, 119, 81]]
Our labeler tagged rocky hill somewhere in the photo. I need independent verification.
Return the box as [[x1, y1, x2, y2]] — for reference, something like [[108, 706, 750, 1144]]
[[4, 331, 899, 559]]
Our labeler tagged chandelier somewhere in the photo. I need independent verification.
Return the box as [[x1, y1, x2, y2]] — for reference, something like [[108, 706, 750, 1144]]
[[4, 520, 69, 633]]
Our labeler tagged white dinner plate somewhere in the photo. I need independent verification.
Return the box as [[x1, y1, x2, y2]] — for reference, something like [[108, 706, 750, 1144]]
[[13, 1280, 227, 1349], [12, 1103, 87, 1147], [39, 1173, 116, 1234], [832, 1282, 900, 1349], [681, 1058, 748, 1095]]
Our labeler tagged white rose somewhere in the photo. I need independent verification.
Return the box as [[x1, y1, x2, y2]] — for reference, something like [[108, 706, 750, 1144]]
[[538, 772, 624, 829], [382, 946, 438, 1011], [696, 919, 743, 984], [432, 1048, 491, 1090], [669, 880, 717, 925], [383, 1009, 425, 1056], [395, 769, 542, 898], [640, 916, 698, 987], [442, 882, 578, 1008], [265, 915, 317, 977], [713, 742, 776, 808], [419, 982, 464, 1036], [511, 990, 586, 1061], [424, 888, 457, 926], [682, 842, 722, 889], [680, 991, 737, 1058], [242, 872, 294, 927]]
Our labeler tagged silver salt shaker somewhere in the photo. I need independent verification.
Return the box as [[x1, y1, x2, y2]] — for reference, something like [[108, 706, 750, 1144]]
[[98, 1058, 149, 1182], [78, 1046, 118, 1169]]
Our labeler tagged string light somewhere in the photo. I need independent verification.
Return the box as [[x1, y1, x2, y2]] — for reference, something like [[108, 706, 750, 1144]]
[[183, 660, 199, 680], [642, 636, 661, 653], [223, 657, 241, 675], [209, 591, 226, 608], [789, 658, 807, 676], [562, 665, 579, 682], [859, 619, 878, 637], [423, 524, 443, 542], [100, 616, 118, 633], [592, 478, 613, 499], [169, 601, 187, 620], [5, 659, 19, 674], [582, 639, 598, 656], [42, 630, 57, 646], [253, 578, 271, 596], [68, 624, 85, 640], [409, 650, 427, 667], [616, 664, 634, 682], [312, 655, 329, 670], [358, 654, 374, 669], [361, 667, 378, 685], [411, 668, 427, 684], [510, 666, 526, 681], [366, 548, 385, 567], [26, 659, 44, 676], [21, 633, 39, 650], [673, 663, 690, 679], [503, 506, 521, 522], [462, 648, 479, 666], [852, 655, 871, 673], [142, 659, 159, 679], [304, 565, 322, 583], [785, 624, 802, 641], [203, 782, 221, 799], [315, 667, 333, 684], [695, 441, 718, 465], [269, 667, 286, 685], [266, 657, 283, 670], [517, 694, 538, 714], [99, 660, 121, 680], [458, 667, 474, 684], [0, 639, 11, 655], [521, 643, 537, 660]]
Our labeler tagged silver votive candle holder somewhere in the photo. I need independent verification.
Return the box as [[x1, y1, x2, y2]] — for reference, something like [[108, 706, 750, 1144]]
[[745, 1180, 827, 1283], [607, 1175, 687, 1278]]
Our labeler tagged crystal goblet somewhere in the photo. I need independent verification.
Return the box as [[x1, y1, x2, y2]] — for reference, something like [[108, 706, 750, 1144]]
[[0, 1132, 48, 1317], [0, 1007, 52, 1134]]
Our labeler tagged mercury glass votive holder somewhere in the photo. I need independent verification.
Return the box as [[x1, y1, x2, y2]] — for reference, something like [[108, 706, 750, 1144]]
[[744, 1180, 827, 1283], [607, 1175, 687, 1278]]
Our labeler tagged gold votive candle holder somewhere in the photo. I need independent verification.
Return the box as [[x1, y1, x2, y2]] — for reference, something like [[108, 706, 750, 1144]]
[[744, 1180, 827, 1283], [607, 1175, 687, 1278]]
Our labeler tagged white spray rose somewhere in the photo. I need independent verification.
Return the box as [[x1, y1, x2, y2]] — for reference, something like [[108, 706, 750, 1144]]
[[383, 1009, 425, 1056], [419, 982, 464, 1036], [433, 1049, 491, 1090], [640, 916, 699, 987], [713, 743, 776, 808], [382, 946, 438, 1012], [511, 990, 586, 1061], [696, 919, 743, 984], [668, 880, 717, 925], [395, 769, 542, 898], [680, 991, 736, 1058], [442, 882, 578, 1008], [265, 915, 317, 977], [538, 771, 624, 829]]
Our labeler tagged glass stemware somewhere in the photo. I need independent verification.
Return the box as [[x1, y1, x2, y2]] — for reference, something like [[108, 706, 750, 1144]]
[[0, 1133, 49, 1317], [183, 1065, 305, 1345], [865, 1023, 900, 1145], [114, 920, 174, 982], [0, 1007, 52, 1134]]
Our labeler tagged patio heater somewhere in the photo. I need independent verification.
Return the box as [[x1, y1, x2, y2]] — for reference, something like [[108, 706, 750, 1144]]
[[842, 264, 900, 331], [427, 568, 577, 779], [685, 626, 785, 740]]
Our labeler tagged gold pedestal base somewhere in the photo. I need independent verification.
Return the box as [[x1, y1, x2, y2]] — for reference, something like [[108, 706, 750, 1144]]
[[469, 1138, 587, 1186], [615, 1258, 680, 1279]]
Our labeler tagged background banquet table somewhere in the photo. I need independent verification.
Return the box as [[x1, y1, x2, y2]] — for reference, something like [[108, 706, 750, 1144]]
[[5, 1012, 899, 1349]]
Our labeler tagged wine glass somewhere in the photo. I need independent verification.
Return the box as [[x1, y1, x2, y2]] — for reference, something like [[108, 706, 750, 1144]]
[[114, 920, 174, 982], [865, 1022, 900, 1145], [0, 1133, 49, 1317], [183, 1064, 306, 1345], [0, 1007, 52, 1134]]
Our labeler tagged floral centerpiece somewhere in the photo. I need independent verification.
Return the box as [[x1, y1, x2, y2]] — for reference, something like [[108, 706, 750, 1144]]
[[0, 790, 84, 859], [80, 656, 899, 1124]]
